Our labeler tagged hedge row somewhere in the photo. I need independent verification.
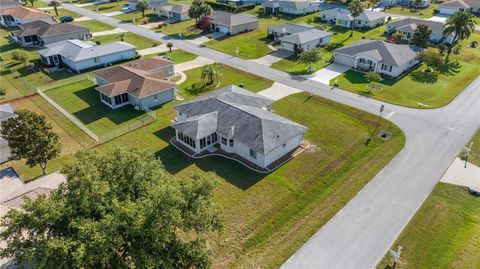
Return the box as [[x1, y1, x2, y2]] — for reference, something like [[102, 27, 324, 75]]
[[205, 1, 256, 13]]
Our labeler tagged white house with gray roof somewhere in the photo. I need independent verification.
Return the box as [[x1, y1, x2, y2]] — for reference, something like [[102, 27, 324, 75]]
[[268, 23, 331, 53], [262, 0, 320, 15], [209, 11, 259, 35], [438, 0, 480, 15], [386, 18, 456, 44], [320, 8, 387, 29], [381, 0, 430, 8], [39, 39, 137, 73], [152, 2, 190, 21], [172, 86, 307, 169], [333, 40, 420, 78]]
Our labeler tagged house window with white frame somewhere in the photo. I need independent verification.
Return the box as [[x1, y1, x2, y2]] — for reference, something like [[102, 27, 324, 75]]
[[249, 149, 257, 159]]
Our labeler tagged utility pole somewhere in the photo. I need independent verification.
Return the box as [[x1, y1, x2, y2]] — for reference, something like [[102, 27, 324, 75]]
[[463, 142, 474, 168]]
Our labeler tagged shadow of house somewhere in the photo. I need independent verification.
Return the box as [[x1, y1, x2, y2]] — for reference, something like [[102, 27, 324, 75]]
[[154, 127, 266, 190], [72, 86, 145, 125]]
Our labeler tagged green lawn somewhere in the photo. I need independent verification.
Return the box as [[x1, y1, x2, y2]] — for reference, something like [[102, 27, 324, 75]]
[[155, 19, 206, 39], [384, 4, 437, 19], [377, 183, 480, 269], [333, 31, 480, 108], [157, 50, 198, 63], [83, 1, 129, 13], [91, 32, 158, 49], [44, 79, 150, 136], [112, 9, 162, 25], [271, 25, 389, 74], [461, 128, 480, 167], [74, 19, 115, 32]]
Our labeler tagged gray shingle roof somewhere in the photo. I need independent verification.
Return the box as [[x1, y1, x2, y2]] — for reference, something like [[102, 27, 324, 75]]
[[173, 86, 307, 154], [280, 28, 332, 45], [322, 8, 386, 22], [156, 3, 190, 13], [210, 11, 258, 27], [268, 23, 313, 34], [439, 0, 480, 8], [39, 39, 136, 62], [333, 40, 419, 67], [263, 0, 320, 10], [14, 20, 89, 38], [387, 18, 446, 35]]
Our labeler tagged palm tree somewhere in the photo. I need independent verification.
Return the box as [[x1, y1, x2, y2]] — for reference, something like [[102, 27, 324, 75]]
[[49, 0, 60, 16], [443, 11, 476, 54], [348, 0, 364, 37], [369, 0, 378, 11], [136, 0, 151, 18], [167, 42, 173, 52], [201, 63, 223, 86]]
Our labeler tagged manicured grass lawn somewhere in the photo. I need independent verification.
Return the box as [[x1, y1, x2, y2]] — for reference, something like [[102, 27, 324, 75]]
[[84, 1, 129, 13], [74, 19, 115, 32], [384, 5, 437, 19], [461, 128, 480, 167], [46, 8, 82, 19], [271, 25, 389, 74], [112, 9, 161, 25], [334, 31, 480, 108], [91, 32, 158, 49], [44, 79, 150, 136], [156, 19, 205, 39], [377, 183, 480, 269], [157, 50, 198, 63]]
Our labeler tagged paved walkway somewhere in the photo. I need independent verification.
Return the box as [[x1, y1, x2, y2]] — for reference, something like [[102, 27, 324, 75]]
[[75, 1, 100, 7], [258, 82, 302, 100], [92, 27, 128, 37], [250, 49, 292, 67], [175, 56, 214, 72], [441, 157, 480, 192], [74, 16, 93, 21], [189, 36, 211, 45], [303, 63, 352, 85], [138, 44, 177, 56], [103, 10, 125, 16]]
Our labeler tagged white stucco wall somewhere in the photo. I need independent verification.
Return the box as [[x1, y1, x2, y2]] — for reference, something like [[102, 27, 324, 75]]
[[61, 48, 137, 73], [264, 133, 302, 167]]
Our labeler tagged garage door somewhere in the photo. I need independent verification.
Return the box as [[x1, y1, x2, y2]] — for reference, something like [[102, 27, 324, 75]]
[[334, 53, 355, 67], [216, 25, 229, 33]]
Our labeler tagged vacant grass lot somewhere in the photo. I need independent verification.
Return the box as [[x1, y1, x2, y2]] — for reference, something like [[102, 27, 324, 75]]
[[334, 31, 480, 108], [271, 24, 388, 74], [155, 19, 206, 39], [74, 19, 115, 32], [83, 1, 129, 13], [157, 50, 198, 63], [384, 4, 437, 19], [91, 32, 158, 49], [377, 183, 480, 269]]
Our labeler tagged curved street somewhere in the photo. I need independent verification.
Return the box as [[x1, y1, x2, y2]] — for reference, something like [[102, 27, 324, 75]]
[[58, 3, 480, 268]]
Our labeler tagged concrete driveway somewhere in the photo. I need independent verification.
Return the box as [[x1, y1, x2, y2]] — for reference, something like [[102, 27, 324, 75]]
[[251, 49, 293, 66], [306, 63, 351, 85], [429, 13, 450, 22], [258, 82, 302, 101]]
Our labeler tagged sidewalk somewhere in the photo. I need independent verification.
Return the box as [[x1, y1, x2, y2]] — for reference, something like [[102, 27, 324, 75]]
[[92, 27, 128, 37], [441, 157, 480, 192], [138, 44, 177, 56], [175, 56, 214, 72]]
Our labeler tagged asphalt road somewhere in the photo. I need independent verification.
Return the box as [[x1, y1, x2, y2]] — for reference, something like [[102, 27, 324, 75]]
[[56, 4, 480, 268]]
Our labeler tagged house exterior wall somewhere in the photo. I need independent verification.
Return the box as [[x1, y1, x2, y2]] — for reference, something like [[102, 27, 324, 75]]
[[264, 133, 302, 167], [386, 23, 456, 44], [130, 87, 176, 109], [60, 48, 137, 73], [229, 21, 259, 35], [278, 6, 318, 15], [220, 138, 266, 168], [281, 35, 330, 52], [438, 6, 460, 14], [356, 17, 385, 29], [0, 144, 11, 164], [333, 52, 356, 66]]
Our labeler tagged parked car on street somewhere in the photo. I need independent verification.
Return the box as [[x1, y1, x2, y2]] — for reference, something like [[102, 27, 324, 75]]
[[60, 16, 74, 23]]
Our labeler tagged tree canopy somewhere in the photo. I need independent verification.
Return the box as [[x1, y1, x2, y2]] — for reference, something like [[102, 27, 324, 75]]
[[136, 0, 151, 18], [0, 148, 222, 269], [348, 0, 363, 35], [411, 24, 432, 49], [443, 11, 476, 45], [0, 109, 60, 174], [201, 63, 223, 86], [298, 48, 322, 72], [416, 50, 443, 69]]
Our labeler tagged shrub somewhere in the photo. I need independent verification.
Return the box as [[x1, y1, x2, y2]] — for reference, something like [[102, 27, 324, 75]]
[[0, 88, 6, 98], [96, 40, 101, 45], [471, 40, 478, 48], [152, 41, 160, 47], [411, 70, 438, 83]]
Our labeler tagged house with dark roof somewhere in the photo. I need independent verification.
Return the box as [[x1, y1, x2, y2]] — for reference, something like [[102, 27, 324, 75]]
[[386, 18, 456, 44], [171, 85, 308, 169], [153, 2, 190, 21], [333, 40, 420, 78], [93, 57, 177, 110], [0, 6, 53, 27], [0, 104, 16, 164], [320, 8, 387, 29], [438, 0, 480, 15], [262, 0, 320, 15], [209, 11, 258, 35], [0, 0, 21, 11], [39, 39, 137, 73], [11, 20, 91, 47], [380, 0, 430, 8], [268, 23, 331, 53]]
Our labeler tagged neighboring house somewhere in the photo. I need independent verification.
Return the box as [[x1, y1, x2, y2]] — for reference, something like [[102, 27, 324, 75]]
[[333, 40, 420, 78], [11, 20, 91, 47], [0, 6, 54, 28], [386, 18, 456, 44], [0, 0, 21, 11], [209, 11, 258, 35], [171, 85, 308, 169], [268, 23, 331, 53], [93, 57, 177, 110], [153, 3, 190, 21], [218, 0, 266, 6], [320, 8, 387, 29], [438, 0, 480, 15], [262, 0, 320, 15], [380, 0, 430, 8], [0, 104, 15, 164], [128, 0, 167, 9], [39, 39, 137, 73]]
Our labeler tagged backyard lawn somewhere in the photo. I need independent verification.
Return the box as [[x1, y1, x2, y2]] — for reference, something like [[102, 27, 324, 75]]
[[157, 49, 198, 63], [334, 31, 480, 108], [377, 183, 480, 269], [91, 32, 158, 49], [74, 19, 115, 32], [384, 4, 437, 19]]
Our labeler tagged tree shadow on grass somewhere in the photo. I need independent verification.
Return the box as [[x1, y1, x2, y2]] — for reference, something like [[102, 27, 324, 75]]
[[72, 86, 145, 125], [153, 127, 266, 190], [438, 57, 461, 75], [184, 82, 214, 96]]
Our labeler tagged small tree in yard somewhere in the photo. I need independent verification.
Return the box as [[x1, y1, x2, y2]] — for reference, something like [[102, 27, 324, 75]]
[[0, 148, 222, 268], [118, 33, 125, 41], [416, 50, 443, 69], [391, 32, 405, 43], [11, 50, 29, 67], [0, 110, 60, 174], [298, 48, 322, 72], [27, 0, 37, 7], [167, 42, 173, 52], [201, 63, 223, 85], [411, 24, 432, 49], [136, 0, 151, 18], [49, 0, 60, 16], [364, 71, 382, 89], [438, 43, 448, 55]]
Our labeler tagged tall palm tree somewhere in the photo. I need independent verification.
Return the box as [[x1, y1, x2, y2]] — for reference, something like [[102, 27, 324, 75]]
[[348, 0, 364, 37], [201, 63, 223, 86], [136, 0, 151, 18], [443, 11, 476, 51], [49, 0, 60, 16], [369, 0, 378, 11]]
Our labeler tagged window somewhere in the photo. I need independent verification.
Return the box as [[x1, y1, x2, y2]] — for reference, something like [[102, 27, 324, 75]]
[[101, 93, 111, 104], [249, 149, 257, 159], [121, 93, 129, 103], [212, 133, 218, 143], [178, 132, 196, 149], [154, 94, 158, 101], [207, 135, 211, 145], [200, 138, 206, 148], [229, 139, 234, 147], [221, 137, 227, 145]]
